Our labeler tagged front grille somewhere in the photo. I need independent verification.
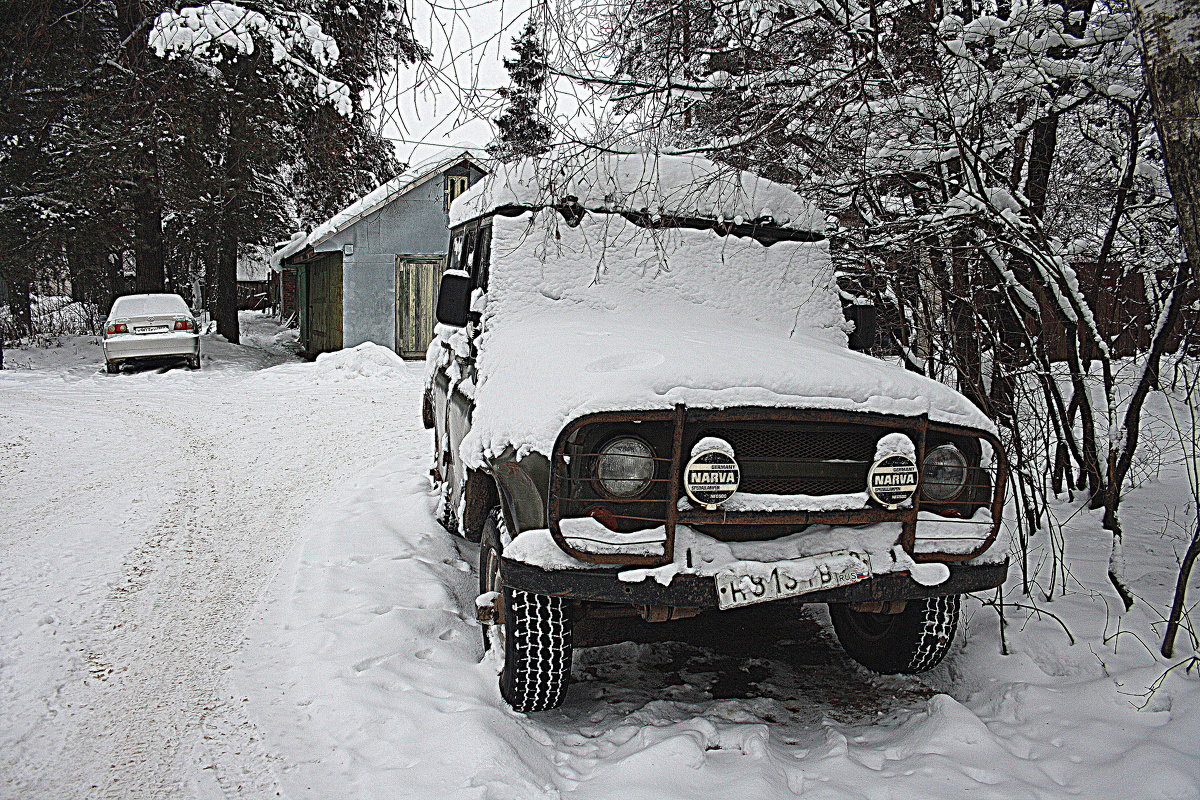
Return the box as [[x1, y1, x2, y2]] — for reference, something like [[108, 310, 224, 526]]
[[550, 408, 1006, 567], [696, 425, 883, 496], [741, 476, 860, 495]]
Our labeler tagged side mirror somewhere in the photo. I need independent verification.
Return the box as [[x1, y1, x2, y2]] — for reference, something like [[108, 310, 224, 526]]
[[846, 303, 877, 352], [436, 270, 472, 327]]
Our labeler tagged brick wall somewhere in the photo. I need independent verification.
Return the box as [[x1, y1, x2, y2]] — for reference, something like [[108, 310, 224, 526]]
[[281, 269, 298, 321]]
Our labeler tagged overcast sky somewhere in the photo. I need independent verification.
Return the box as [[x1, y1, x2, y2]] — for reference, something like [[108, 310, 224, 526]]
[[375, 0, 534, 166]]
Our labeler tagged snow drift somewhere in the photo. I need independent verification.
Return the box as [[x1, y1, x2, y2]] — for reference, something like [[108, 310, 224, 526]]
[[314, 342, 409, 382]]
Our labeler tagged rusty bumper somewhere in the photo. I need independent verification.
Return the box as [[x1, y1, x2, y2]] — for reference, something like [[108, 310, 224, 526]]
[[501, 557, 1008, 608]]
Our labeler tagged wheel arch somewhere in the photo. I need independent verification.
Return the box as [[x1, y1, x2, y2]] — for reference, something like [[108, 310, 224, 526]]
[[461, 469, 500, 543]]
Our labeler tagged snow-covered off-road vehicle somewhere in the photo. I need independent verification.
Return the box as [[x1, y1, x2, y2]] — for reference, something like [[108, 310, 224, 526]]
[[425, 154, 1008, 712]]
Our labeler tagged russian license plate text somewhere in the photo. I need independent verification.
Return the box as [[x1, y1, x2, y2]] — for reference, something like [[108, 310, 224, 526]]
[[714, 551, 870, 610]]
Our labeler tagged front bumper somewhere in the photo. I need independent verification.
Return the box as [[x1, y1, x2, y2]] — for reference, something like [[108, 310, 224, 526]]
[[502, 557, 1008, 607], [104, 332, 199, 362]]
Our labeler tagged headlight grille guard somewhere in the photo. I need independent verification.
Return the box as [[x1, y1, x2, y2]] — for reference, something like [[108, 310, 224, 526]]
[[547, 405, 1008, 568]]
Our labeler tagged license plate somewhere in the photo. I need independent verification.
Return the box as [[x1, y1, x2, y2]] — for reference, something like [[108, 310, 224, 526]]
[[714, 550, 871, 610], [135, 325, 169, 334]]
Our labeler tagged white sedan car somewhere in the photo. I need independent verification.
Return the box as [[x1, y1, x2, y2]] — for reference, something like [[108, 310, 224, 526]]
[[102, 294, 201, 373]]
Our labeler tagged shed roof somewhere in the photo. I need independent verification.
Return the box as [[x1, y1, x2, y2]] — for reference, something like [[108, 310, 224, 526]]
[[273, 148, 489, 270]]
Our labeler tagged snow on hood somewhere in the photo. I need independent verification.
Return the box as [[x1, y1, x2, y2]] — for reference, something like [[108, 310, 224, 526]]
[[447, 211, 992, 468], [450, 152, 826, 232]]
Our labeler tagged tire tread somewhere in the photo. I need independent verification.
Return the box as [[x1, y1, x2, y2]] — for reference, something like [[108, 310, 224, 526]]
[[829, 594, 960, 675], [483, 509, 573, 713]]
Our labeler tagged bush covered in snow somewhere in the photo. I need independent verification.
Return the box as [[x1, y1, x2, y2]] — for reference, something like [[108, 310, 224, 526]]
[[0, 295, 101, 341]]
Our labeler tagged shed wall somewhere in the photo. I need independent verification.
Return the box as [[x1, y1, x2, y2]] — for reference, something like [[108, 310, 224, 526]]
[[316, 176, 450, 349]]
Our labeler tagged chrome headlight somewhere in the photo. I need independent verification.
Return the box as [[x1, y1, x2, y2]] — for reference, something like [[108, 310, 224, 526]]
[[595, 437, 655, 498], [922, 444, 968, 501]]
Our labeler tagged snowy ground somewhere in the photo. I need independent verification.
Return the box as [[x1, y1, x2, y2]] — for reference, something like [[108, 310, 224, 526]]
[[2, 315, 1198, 799]]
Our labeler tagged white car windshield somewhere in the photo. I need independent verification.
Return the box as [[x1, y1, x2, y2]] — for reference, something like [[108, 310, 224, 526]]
[[110, 294, 190, 318]]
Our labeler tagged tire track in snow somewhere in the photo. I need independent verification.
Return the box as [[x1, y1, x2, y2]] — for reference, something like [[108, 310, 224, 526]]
[[3, 365, 413, 799]]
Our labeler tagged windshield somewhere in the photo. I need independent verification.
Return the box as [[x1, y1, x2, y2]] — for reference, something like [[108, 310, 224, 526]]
[[484, 209, 847, 345], [110, 294, 190, 318]]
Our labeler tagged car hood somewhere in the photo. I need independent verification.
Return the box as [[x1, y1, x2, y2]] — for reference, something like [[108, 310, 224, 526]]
[[455, 300, 993, 469]]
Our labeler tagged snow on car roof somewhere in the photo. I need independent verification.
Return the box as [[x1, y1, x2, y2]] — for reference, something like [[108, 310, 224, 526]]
[[449, 152, 826, 232], [109, 294, 190, 317], [440, 210, 992, 469]]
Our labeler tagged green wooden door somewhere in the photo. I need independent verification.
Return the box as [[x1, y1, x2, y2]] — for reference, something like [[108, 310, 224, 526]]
[[307, 254, 343, 355], [396, 255, 443, 358]]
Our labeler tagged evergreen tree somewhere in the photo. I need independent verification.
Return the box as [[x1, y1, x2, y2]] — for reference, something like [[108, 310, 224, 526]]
[[290, 0, 427, 225], [1, 1, 426, 347], [488, 20, 552, 163]]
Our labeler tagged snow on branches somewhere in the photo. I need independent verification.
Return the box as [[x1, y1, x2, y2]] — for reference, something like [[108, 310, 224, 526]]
[[149, 2, 352, 115], [545, 0, 1192, 596]]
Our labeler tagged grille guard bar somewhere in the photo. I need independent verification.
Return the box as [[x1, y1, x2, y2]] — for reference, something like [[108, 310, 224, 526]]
[[548, 405, 1008, 568]]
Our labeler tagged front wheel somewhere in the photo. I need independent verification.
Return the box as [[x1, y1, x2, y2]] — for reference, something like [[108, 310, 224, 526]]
[[829, 594, 960, 674], [480, 509, 572, 712]]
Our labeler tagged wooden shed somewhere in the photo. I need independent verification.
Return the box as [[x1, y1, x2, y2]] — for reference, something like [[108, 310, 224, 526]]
[[277, 150, 488, 358]]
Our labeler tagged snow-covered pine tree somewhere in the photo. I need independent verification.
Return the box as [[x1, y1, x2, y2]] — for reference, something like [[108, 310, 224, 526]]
[[488, 20, 552, 163], [148, 0, 426, 343], [289, 0, 428, 225], [0, 0, 128, 328], [2, 1, 424, 345]]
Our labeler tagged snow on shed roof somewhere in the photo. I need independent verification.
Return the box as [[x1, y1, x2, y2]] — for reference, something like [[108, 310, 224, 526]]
[[271, 147, 488, 270], [449, 152, 826, 232]]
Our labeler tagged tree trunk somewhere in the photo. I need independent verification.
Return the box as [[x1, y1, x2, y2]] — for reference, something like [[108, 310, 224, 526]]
[[1133, 0, 1200, 288], [1132, 0, 1200, 642], [7, 279, 33, 336], [1023, 116, 1060, 222], [215, 228, 240, 344], [132, 149, 166, 294], [116, 0, 166, 293], [106, 252, 125, 313]]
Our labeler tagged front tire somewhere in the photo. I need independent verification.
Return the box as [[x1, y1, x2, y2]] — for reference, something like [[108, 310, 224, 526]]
[[480, 509, 572, 712], [829, 594, 960, 674]]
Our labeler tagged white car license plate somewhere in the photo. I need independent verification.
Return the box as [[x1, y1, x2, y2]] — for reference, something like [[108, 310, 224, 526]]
[[135, 325, 170, 334], [714, 550, 871, 610]]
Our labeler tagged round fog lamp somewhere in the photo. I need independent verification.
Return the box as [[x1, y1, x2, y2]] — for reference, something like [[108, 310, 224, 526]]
[[922, 444, 968, 501], [596, 437, 655, 498]]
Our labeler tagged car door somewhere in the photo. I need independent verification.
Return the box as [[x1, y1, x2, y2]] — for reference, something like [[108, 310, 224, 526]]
[[430, 221, 488, 532]]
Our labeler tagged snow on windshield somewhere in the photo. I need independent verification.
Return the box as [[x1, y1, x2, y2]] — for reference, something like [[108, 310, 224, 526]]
[[451, 152, 827, 232], [485, 209, 845, 340], [110, 294, 190, 318]]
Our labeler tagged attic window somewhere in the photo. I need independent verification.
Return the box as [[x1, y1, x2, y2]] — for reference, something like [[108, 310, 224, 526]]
[[445, 175, 469, 211]]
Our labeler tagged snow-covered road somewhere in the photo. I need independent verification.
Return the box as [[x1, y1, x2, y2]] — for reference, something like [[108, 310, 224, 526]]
[[3, 318, 1198, 799], [1, 318, 413, 798]]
